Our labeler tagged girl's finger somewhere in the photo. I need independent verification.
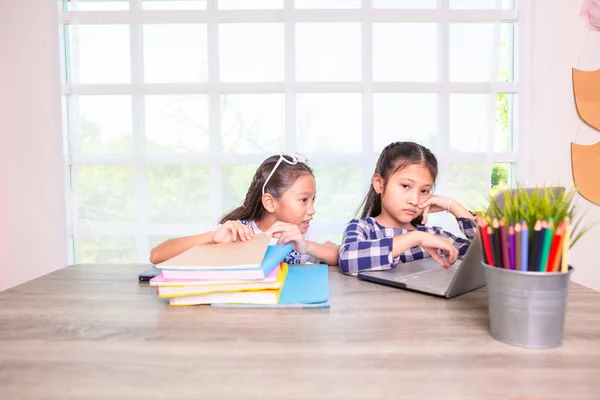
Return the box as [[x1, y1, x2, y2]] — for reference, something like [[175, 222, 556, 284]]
[[421, 206, 430, 225], [428, 250, 447, 268], [246, 226, 254, 240]]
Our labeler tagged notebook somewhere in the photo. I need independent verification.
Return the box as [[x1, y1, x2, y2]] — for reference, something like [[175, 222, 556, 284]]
[[157, 233, 271, 270], [150, 264, 280, 287], [168, 263, 289, 306], [155, 264, 284, 298], [160, 244, 293, 280], [211, 264, 330, 308]]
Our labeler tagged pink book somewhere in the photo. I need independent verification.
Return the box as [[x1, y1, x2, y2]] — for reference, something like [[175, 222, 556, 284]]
[[150, 264, 280, 286]]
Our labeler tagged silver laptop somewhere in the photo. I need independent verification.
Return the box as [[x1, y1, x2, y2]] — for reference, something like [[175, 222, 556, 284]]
[[357, 187, 565, 299]]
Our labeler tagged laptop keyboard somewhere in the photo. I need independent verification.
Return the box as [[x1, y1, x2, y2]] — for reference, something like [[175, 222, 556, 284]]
[[395, 264, 459, 292]]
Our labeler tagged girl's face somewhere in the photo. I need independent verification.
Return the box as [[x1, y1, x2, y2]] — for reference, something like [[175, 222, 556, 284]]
[[375, 163, 434, 229], [273, 174, 316, 234]]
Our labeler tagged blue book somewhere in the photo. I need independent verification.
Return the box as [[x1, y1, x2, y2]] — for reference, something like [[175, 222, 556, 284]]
[[211, 264, 330, 308]]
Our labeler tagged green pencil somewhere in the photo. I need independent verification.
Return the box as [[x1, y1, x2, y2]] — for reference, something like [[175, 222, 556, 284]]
[[538, 220, 554, 272]]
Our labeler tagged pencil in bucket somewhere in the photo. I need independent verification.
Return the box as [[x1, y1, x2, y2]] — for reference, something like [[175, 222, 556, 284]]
[[475, 186, 593, 349]]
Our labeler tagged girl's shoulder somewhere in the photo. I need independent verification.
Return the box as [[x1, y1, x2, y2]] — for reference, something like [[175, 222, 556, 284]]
[[345, 217, 387, 232]]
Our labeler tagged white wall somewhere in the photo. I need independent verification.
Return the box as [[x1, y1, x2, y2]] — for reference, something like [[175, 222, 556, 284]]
[[530, 0, 600, 291], [0, 0, 68, 291]]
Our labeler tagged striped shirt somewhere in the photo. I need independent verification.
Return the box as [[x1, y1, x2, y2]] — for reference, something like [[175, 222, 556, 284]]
[[339, 216, 477, 275]]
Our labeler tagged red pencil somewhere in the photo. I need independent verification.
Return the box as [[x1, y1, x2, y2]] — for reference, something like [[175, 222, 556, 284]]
[[547, 222, 565, 273], [479, 218, 494, 267]]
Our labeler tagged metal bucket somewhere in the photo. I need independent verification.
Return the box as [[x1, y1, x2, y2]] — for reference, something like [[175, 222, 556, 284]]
[[482, 262, 573, 349]]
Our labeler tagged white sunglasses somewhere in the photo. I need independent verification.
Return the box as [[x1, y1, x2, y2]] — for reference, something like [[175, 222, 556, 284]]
[[262, 153, 308, 196]]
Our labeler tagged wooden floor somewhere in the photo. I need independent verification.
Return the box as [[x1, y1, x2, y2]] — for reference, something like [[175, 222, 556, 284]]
[[0, 264, 599, 400]]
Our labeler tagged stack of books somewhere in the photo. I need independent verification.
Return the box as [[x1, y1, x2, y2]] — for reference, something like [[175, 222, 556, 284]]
[[150, 234, 330, 308]]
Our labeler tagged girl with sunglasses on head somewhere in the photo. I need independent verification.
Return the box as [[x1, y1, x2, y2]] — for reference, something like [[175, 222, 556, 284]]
[[150, 154, 339, 266]]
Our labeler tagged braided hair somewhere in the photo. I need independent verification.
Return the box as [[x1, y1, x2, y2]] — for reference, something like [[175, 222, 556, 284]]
[[219, 155, 314, 224]]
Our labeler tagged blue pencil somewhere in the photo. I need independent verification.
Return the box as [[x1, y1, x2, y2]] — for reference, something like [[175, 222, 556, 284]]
[[521, 221, 529, 271]]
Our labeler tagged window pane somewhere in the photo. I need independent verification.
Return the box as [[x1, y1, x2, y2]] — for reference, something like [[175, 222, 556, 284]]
[[75, 96, 132, 155], [499, 23, 516, 82], [450, 0, 514, 9], [66, 1, 129, 11], [143, 24, 208, 83], [69, 25, 130, 84], [221, 94, 285, 154], [295, 0, 360, 8], [78, 166, 134, 223], [495, 93, 514, 152], [222, 165, 260, 216], [147, 165, 210, 224], [449, 163, 490, 210], [374, 0, 437, 8], [373, 23, 437, 82], [220, 24, 284, 82], [75, 236, 135, 264], [145, 95, 209, 154], [219, 0, 282, 8], [297, 94, 362, 153], [450, 94, 512, 153], [490, 163, 515, 198], [296, 23, 361, 81], [312, 165, 363, 225], [142, 0, 207, 10], [374, 93, 437, 152], [450, 23, 510, 82]]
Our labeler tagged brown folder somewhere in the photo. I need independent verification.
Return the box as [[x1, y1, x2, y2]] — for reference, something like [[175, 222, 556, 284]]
[[157, 234, 271, 270], [571, 141, 600, 206], [572, 68, 600, 131]]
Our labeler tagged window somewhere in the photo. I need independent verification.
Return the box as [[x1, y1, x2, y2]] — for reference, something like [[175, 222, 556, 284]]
[[59, 0, 528, 263]]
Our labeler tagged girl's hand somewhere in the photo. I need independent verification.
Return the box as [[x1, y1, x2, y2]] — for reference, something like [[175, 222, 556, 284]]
[[212, 220, 254, 244], [417, 195, 452, 225], [265, 221, 308, 254], [418, 232, 458, 268]]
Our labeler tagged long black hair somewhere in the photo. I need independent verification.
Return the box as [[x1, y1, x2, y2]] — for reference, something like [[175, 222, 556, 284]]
[[219, 155, 314, 224], [359, 142, 438, 224]]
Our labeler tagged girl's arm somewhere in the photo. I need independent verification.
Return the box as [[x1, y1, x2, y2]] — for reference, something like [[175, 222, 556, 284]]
[[305, 241, 339, 266], [339, 220, 459, 275], [149, 232, 214, 265], [433, 217, 477, 259], [150, 220, 254, 264], [338, 220, 422, 275]]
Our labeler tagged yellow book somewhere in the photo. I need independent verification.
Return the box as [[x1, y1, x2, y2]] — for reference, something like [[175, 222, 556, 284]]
[[168, 263, 289, 305]]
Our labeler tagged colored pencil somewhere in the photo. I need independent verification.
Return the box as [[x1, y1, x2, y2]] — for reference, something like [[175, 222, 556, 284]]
[[509, 224, 516, 270], [539, 220, 554, 272], [561, 217, 571, 273], [515, 223, 521, 272], [547, 222, 564, 273], [529, 220, 542, 272], [499, 219, 510, 270], [476, 216, 489, 265], [520, 221, 529, 272], [486, 226, 496, 267], [492, 219, 502, 268]]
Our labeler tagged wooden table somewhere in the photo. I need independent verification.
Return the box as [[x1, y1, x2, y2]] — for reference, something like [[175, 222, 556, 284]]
[[0, 264, 599, 400]]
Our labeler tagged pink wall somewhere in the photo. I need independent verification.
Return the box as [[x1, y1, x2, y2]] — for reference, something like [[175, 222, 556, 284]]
[[0, 0, 68, 291], [530, 0, 600, 291]]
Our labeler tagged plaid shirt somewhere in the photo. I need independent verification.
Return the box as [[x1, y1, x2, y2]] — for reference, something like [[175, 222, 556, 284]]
[[339, 216, 477, 275]]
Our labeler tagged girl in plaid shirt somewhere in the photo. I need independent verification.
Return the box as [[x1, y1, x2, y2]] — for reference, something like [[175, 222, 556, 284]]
[[339, 142, 477, 275], [150, 154, 339, 266]]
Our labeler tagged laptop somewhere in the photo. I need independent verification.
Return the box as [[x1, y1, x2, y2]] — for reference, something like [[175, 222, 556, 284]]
[[357, 187, 565, 299]]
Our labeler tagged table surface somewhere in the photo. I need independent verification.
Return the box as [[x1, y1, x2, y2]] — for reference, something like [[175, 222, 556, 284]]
[[0, 264, 599, 400]]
